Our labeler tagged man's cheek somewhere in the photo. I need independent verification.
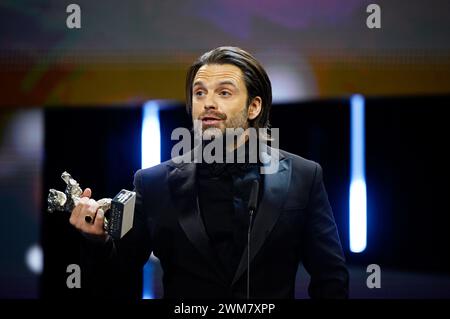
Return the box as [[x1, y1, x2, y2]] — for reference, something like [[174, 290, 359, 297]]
[[192, 110, 200, 120]]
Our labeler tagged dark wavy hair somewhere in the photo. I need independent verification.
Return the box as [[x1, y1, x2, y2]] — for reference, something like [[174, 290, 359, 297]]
[[185, 46, 272, 131]]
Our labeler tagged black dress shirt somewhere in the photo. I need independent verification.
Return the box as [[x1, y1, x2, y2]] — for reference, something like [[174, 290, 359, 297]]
[[196, 143, 262, 282]]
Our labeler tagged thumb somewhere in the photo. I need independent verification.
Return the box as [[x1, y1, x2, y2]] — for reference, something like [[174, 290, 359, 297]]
[[82, 188, 92, 198]]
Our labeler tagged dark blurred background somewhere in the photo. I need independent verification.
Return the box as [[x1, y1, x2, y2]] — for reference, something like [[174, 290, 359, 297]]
[[1, 0, 450, 299]]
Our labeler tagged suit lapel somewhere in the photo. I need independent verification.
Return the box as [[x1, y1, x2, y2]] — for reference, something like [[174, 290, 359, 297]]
[[231, 149, 291, 286], [167, 156, 228, 285]]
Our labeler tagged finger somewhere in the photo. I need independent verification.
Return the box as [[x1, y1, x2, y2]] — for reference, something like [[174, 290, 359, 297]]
[[82, 188, 92, 198], [93, 209, 106, 234], [81, 209, 106, 236], [87, 199, 99, 214], [83, 199, 99, 224], [74, 197, 93, 228], [70, 196, 89, 225]]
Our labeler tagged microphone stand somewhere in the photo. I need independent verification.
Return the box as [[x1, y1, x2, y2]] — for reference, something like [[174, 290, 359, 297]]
[[247, 179, 259, 300], [247, 208, 255, 300]]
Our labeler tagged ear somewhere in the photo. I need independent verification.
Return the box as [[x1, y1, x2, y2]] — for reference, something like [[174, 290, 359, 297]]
[[248, 96, 262, 120]]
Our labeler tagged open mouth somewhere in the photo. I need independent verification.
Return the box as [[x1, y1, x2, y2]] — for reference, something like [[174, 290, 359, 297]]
[[201, 117, 223, 126]]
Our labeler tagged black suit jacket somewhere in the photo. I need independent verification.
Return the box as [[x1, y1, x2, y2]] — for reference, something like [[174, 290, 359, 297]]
[[83, 148, 349, 299]]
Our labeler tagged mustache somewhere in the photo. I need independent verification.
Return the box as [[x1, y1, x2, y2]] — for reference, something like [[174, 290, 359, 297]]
[[198, 110, 227, 121]]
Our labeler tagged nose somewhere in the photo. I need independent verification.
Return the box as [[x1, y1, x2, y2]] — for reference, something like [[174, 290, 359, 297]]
[[203, 93, 217, 110], [204, 104, 217, 111]]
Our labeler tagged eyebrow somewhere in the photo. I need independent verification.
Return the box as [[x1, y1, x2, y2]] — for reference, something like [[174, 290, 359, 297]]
[[217, 80, 237, 88], [193, 80, 238, 88]]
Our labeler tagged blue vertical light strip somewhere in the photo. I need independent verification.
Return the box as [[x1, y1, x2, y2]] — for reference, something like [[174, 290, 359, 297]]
[[349, 94, 367, 253], [141, 100, 161, 299], [142, 101, 161, 169]]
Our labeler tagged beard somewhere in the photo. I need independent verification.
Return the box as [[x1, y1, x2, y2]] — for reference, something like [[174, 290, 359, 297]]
[[201, 106, 249, 140]]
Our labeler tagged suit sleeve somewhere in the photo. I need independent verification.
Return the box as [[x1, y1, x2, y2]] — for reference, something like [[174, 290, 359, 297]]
[[80, 169, 153, 299], [301, 163, 349, 299]]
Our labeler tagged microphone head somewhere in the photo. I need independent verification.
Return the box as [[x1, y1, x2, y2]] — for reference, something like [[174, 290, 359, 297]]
[[248, 179, 260, 211]]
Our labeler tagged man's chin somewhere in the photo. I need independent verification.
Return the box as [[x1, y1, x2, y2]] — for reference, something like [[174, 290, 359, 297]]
[[202, 126, 224, 140]]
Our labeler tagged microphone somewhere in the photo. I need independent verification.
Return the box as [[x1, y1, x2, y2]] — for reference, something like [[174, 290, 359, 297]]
[[247, 179, 259, 300], [248, 179, 259, 213]]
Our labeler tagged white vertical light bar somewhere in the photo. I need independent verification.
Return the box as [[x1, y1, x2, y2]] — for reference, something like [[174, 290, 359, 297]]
[[141, 100, 161, 299], [142, 101, 161, 169], [350, 94, 367, 253]]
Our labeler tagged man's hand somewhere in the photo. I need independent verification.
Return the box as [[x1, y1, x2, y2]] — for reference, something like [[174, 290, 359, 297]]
[[69, 188, 108, 242]]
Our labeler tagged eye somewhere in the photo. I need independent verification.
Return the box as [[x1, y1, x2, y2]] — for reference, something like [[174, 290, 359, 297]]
[[194, 90, 205, 97], [219, 90, 231, 97]]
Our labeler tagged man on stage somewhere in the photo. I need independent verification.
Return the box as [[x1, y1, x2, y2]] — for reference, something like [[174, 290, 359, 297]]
[[69, 46, 349, 299]]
